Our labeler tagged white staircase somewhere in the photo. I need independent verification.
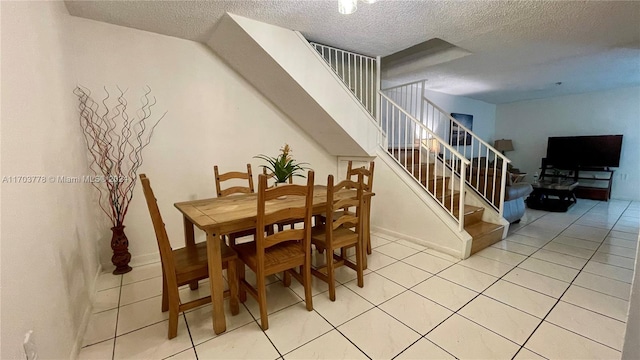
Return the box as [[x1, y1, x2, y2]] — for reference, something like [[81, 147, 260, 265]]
[[208, 15, 511, 258]]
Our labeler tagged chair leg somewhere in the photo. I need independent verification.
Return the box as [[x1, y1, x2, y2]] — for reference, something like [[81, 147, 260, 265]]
[[228, 234, 237, 247], [355, 239, 364, 288], [168, 305, 179, 339], [366, 202, 373, 255], [326, 246, 336, 301], [189, 280, 199, 290], [227, 260, 239, 315], [303, 259, 313, 311], [237, 260, 247, 303], [257, 272, 269, 330], [283, 270, 292, 287], [161, 272, 169, 312]]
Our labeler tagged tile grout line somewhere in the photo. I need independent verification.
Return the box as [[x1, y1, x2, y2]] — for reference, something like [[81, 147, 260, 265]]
[[112, 275, 123, 360], [279, 248, 461, 359], [414, 204, 587, 359], [513, 201, 631, 358], [181, 311, 198, 360]]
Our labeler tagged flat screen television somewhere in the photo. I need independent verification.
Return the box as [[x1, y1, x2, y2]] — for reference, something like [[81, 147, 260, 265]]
[[546, 135, 623, 168]]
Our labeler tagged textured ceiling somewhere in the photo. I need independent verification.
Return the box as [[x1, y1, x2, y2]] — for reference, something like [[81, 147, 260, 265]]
[[64, 0, 640, 104]]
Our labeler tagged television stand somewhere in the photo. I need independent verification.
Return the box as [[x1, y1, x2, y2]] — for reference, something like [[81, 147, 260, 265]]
[[538, 158, 614, 201], [527, 179, 579, 212]]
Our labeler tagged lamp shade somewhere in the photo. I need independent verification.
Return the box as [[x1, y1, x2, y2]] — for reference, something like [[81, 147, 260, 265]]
[[494, 139, 514, 152]]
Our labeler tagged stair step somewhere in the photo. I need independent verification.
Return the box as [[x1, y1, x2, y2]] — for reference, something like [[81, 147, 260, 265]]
[[389, 148, 422, 165], [433, 189, 460, 205], [410, 162, 436, 178], [419, 176, 450, 194], [452, 205, 484, 226], [467, 221, 504, 255]]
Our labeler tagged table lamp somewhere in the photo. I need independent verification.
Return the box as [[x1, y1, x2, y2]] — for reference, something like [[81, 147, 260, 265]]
[[494, 139, 514, 155]]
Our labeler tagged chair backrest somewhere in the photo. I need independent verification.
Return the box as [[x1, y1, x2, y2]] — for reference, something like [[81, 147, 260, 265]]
[[324, 174, 364, 246], [262, 167, 293, 185], [346, 161, 375, 192], [255, 171, 315, 267], [139, 174, 179, 294], [214, 164, 254, 197]]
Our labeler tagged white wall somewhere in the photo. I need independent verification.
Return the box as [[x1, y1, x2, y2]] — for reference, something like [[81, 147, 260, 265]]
[[496, 87, 640, 200], [1, 2, 101, 358], [423, 89, 497, 148], [66, 16, 338, 266]]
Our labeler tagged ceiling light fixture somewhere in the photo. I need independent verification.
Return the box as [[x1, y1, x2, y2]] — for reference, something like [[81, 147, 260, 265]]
[[338, 0, 377, 15], [338, 0, 357, 14]]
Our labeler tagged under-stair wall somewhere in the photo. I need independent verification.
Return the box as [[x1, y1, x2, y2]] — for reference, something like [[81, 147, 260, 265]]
[[367, 151, 472, 257], [207, 13, 379, 157]]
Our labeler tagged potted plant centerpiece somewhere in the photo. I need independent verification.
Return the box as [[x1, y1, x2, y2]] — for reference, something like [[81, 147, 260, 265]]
[[255, 144, 309, 187]]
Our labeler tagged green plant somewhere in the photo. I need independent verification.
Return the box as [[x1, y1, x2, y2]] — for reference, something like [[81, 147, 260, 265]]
[[255, 144, 309, 184]]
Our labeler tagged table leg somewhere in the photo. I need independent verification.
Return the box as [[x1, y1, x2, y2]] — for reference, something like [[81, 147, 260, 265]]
[[183, 216, 199, 290], [206, 231, 227, 334]]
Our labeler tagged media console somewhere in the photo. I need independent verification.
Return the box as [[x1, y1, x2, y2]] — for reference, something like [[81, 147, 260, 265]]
[[538, 158, 614, 201]]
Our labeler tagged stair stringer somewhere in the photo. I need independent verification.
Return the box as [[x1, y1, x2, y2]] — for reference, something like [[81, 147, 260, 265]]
[[371, 148, 472, 259], [207, 13, 379, 157]]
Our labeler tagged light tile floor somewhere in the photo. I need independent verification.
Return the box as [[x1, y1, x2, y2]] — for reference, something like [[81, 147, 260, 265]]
[[80, 199, 639, 359]]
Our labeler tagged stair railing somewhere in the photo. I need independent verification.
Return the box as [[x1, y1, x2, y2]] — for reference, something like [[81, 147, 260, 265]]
[[379, 92, 470, 231], [310, 42, 377, 117], [383, 81, 511, 215]]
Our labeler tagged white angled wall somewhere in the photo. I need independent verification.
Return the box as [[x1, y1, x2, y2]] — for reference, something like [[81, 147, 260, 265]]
[[1, 2, 101, 358], [495, 86, 640, 201], [65, 16, 339, 267], [208, 14, 380, 157]]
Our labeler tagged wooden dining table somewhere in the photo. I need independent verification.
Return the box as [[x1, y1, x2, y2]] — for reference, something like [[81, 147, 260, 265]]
[[174, 185, 374, 335]]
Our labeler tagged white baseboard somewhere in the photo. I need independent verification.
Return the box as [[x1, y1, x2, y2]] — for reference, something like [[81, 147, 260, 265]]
[[371, 225, 463, 259], [71, 264, 103, 359]]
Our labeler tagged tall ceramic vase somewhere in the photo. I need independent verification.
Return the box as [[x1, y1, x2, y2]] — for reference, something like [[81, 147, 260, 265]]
[[111, 225, 132, 274]]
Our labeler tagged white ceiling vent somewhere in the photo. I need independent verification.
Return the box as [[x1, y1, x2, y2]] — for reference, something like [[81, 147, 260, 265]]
[[381, 38, 472, 80]]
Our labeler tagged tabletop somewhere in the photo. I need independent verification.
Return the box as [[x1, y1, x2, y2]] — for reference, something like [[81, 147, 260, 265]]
[[175, 185, 373, 233]]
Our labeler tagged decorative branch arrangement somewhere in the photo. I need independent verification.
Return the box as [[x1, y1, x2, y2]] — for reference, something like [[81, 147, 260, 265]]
[[74, 85, 165, 226], [74, 85, 165, 274]]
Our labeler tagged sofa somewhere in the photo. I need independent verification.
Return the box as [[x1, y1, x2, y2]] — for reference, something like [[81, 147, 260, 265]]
[[502, 181, 534, 223], [466, 162, 533, 223]]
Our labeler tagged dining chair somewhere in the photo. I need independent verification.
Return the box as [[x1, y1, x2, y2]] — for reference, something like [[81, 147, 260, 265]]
[[235, 171, 315, 330], [262, 167, 298, 231], [346, 160, 375, 254], [311, 174, 365, 301], [139, 174, 239, 339], [316, 160, 375, 255], [214, 164, 258, 246]]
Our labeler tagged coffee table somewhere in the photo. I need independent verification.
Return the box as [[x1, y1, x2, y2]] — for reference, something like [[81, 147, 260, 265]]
[[526, 179, 579, 212]]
